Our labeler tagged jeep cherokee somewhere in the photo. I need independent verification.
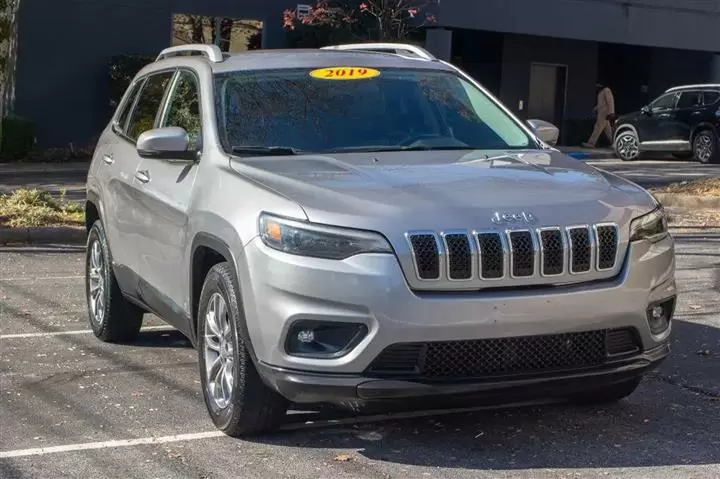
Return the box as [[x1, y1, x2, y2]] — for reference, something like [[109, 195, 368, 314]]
[[84, 42, 676, 437]]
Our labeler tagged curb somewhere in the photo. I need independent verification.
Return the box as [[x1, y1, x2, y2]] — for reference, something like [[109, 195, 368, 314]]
[[653, 193, 720, 209], [0, 226, 86, 245]]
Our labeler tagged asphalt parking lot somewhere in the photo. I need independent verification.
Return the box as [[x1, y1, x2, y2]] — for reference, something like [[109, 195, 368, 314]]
[[0, 232, 718, 478]]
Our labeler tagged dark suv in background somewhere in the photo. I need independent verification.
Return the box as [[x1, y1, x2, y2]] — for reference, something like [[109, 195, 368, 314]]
[[613, 84, 720, 163]]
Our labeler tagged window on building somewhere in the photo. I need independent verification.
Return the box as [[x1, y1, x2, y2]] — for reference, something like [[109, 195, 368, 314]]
[[126, 71, 175, 141], [161, 71, 202, 148], [650, 92, 679, 112], [702, 90, 720, 106], [676, 91, 702, 110]]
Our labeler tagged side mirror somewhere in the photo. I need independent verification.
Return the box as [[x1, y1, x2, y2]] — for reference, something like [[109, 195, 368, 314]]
[[526, 119, 559, 147], [641, 105, 651, 116], [136, 127, 197, 163]]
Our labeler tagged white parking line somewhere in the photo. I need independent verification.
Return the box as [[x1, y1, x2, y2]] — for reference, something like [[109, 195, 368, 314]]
[[0, 325, 172, 340], [0, 431, 226, 458]]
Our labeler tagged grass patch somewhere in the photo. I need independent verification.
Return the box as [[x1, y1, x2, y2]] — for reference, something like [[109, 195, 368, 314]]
[[651, 177, 720, 196], [0, 188, 84, 228]]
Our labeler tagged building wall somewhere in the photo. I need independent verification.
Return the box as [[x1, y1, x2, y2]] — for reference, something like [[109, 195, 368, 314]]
[[437, 0, 720, 53], [12, 0, 294, 148], [499, 34, 599, 126]]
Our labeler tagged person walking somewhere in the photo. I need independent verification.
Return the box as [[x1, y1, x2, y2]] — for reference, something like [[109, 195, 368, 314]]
[[582, 81, 615, 148]]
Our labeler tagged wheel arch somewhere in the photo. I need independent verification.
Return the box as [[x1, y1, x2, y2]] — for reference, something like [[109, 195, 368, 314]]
[[189, 232, 260, 363], [85, 189, 104, 233], [613, 124, 638, 142], [690, 123, 718, 143]]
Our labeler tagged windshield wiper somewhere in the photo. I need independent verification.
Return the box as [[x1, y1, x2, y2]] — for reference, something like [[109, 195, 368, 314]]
[[231, 145, 302, 156]]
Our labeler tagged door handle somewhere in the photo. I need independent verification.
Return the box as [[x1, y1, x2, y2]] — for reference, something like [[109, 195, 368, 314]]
[[135, 170, 150, 184], [103, 154, 114, 165]]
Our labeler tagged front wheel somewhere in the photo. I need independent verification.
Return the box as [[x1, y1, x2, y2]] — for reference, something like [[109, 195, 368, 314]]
[[692, 130, 719, 164], [614, 130, 641, 161], [197, 262, 288, 437]]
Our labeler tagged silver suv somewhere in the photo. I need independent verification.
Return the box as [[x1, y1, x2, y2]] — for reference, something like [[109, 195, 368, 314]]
[[84, 42, 676, 437]]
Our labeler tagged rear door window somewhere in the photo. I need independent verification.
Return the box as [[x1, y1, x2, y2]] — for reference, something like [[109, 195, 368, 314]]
[[676, 91, 702, 110], [125, 71, 175, 141], [115, 79, 145, 133]]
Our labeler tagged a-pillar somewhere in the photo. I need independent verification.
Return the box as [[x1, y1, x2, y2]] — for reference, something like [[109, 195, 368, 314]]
[[424, 28, 453, 61]]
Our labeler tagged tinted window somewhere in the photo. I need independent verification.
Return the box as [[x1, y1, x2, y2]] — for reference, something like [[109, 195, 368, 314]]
[[115, 79, 145, 131], [161, 71, 201, 147], [126, 71, 174, 141], [650, 93, 678, 111], [703, 90, 720, 106], [214, 67, 532, 153], [676, 91, 702, 109]]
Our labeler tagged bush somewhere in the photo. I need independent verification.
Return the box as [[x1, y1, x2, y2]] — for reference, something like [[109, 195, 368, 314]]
[[0, 116, 35, 158], [109, 54, 154, 107]]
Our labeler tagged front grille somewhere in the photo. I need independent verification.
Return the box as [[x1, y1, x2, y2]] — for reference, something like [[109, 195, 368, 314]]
[[406, 223, 618, 284], [367, 328, 641, 380]]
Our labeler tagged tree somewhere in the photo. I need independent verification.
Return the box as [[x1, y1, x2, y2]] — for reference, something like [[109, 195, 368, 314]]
[[282, 0, 437, 45]]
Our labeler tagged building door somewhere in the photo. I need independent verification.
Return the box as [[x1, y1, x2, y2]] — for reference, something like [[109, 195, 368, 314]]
[[528, 63, 567, 140]]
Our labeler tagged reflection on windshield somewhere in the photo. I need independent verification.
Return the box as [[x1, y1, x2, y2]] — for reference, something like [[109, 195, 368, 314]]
[[215, 68, 533, 154]]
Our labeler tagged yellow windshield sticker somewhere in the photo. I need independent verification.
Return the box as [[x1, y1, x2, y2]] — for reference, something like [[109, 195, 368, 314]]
[[309, 67, 381, 80]]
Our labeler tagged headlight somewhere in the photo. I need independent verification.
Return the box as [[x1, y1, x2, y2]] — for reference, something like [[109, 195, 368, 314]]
[[258, 213, 393, 260], [629, 206, 668, 242]]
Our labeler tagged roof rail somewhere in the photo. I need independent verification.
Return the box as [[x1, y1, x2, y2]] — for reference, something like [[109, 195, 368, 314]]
[[156, 44, 224, 63], [665, 83, 720, 93], [320, 42, 436, 61]]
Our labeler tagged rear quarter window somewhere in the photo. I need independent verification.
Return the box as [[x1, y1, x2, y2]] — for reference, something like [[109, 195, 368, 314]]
[[703, 91, 720, 106]]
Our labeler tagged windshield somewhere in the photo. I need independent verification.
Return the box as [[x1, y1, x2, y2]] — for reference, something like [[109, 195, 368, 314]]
[[214, 67, 534, 154]]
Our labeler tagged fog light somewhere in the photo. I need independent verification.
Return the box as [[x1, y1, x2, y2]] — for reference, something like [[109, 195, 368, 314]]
[[646, 297, 675, 335], [286, 320, 368, 358], [297, 329, 315, 344]]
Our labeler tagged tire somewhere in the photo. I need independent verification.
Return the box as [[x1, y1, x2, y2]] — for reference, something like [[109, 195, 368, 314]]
[[85, 220, 144, 343], [692, 129, 719, 164], [613, 129, 641, 161], [197, 262, 288, 437], [571, 377, 642, 405]]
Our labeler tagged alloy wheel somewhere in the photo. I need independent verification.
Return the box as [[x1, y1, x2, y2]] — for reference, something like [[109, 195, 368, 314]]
[[88, 240, 106, 326], [203, 292, 235, 410], [615, 132, 639, 161], [694, 133, 714, 163]]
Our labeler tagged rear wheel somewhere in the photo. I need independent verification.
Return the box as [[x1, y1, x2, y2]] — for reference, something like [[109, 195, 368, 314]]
[[85, 220, 144, 343], [198, 262, 288, 437], [614, 130, 641, 161], [692, 130, 719, 164], [571, 377, 641, 405]]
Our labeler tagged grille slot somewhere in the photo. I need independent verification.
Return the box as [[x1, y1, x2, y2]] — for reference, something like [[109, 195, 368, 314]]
[[596, 225, 619, 270], [408, 234, 440, 280], [568, 227, 592, 273], [367, 329, 641, 380], [540, 229, 564, 276], [444, 233, 473, 280], [477, 233, 505, 279], [509, 231, 535, 277]]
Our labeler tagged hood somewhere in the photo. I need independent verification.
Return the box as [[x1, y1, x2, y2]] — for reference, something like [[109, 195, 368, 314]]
[[229, 149, 656, 231]]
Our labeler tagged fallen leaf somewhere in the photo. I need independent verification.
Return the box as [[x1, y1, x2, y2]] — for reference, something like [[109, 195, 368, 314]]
[[689, 305, 701, 310], [334, 454, 354, 462]]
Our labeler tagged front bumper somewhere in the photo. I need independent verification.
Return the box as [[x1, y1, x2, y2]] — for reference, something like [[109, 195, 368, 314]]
[[241, 232, 675, 378], [258, 343, 669, 403]]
